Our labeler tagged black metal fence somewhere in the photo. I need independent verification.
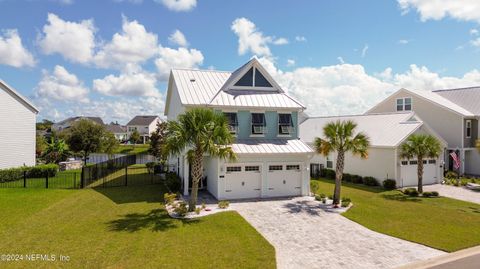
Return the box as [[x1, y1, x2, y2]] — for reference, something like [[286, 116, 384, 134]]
[[0, 170, 81, 189], [87, 166, 163, 188], [81, 155, 136, 187]]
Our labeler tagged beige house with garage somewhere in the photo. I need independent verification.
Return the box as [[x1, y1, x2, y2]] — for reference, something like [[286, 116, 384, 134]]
[[367, 87, 480, 176], [300, 112, 446, 187]]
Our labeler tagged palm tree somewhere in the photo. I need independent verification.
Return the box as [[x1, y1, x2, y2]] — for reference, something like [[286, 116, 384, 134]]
[[400, 134, 442, 193], [166, 108, 236, 211], [314, 120, 370, 205]]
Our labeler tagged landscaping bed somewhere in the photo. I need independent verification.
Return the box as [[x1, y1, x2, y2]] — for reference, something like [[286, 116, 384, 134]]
[[311, 178, 480, 252]]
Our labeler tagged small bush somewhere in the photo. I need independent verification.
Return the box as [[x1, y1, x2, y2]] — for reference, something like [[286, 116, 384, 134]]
[[342, 173, 352, 182], [28, 164, 59, 178], [328, 194, 333, 200], [321, 198, 327, 204], [404, 188, 419, 197], [445, 171, 458, 179], [324, 169, 336, 179], [315, 195, 322, 201], [145, 162, 157, 174], [165, 172, 181, 193], [319, 193, 326, 199], [218, 200, 230, 209], [341, 200, 350, 207], [363, 176, 379, 186], [195, 207, 201, 215], [311, 183, 319, 194], [164, 192, 176, 205], [351, 175, 363, 184], [201, 202, 206, 210], [174, 202, 188, 217], [431, 191, 439, 197], [422, 192, 433, 197], [0, 167, 24, 183], [383, 179, 397, 190], [460, 178, 469, 186]]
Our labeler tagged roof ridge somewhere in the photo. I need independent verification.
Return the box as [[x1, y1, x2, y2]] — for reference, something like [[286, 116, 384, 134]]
[[307, 111, 412, 119], [172, 68, 232, 73], [433, 86, 480, 92]]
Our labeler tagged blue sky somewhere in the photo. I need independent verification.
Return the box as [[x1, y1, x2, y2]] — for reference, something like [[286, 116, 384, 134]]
[[1, 0, 480, 123]]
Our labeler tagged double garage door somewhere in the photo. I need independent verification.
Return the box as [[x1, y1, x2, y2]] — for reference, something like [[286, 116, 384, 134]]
[[224, 163, 302, 199], [400, 159, 438, 186]]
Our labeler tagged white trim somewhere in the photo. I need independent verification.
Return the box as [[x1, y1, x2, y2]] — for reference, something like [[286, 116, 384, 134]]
[[395, 97, 412, 112]]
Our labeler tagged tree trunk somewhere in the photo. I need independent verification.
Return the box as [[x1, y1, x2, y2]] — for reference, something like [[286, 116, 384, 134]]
[[333, 150, 345, 205], [417, 156, 424, 193], [83, 152, 88, 166], [188, 148, 203, 212]]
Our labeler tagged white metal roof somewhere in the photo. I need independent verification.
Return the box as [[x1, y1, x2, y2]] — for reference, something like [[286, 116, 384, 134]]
[[407, 88, 474, 116], [433, 87, 480, 116], [0, 79, 38, 113], [300, 112, 423, 148], [231, 139, 313, 154], [169, 59, 304, 110]]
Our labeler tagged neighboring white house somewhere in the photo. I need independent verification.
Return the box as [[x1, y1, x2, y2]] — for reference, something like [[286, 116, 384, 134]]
[[299, 112, 446, 187], [367, 87, 480, 175], [126, 115, 161, 144], [0, 80, 38, 169], [52, 116, 104, 132], [105, 124, 128, 142], [164, 58, 314, 199]]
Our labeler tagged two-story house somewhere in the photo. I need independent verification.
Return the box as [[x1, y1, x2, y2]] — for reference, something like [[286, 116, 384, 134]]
[[164, 58, 314, 199], [367, 87, 480, 176], [126, 115, 161, 144]]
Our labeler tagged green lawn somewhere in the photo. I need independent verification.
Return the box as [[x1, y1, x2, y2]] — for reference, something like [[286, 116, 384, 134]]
[[111, 144, 150, 155], [0, 185, 275, 268], [312, 178, 480, 252], [0, 169, 81, 189]]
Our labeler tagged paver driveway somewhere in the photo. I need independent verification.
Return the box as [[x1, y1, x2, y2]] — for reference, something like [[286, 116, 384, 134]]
[[231, 197, 444, 269], [423, 184, 480, 204]]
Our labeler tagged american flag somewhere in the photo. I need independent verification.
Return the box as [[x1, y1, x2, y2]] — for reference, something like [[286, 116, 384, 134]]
[[450, 152, 460, 170]]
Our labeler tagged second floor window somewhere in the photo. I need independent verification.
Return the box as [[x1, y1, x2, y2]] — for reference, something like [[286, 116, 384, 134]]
[[466, 120, 472, 138], [396, 97, 412, 111], [251, 113, 266, 135], [224, 113, 238, 134], [128, 127, 137, 132], [278, 113, 293, 135]]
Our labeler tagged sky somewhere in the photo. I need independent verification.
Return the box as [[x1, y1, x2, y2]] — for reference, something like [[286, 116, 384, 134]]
[[2, 0, 480, 124]]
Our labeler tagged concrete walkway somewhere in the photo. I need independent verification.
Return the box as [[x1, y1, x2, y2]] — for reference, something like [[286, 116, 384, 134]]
[[231, 197, 444, 269], [423, 184, 480, 204], [397, 245, 480, 269]]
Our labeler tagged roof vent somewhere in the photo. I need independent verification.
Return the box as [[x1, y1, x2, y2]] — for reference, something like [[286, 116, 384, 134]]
[[190, 78, 196, 82]]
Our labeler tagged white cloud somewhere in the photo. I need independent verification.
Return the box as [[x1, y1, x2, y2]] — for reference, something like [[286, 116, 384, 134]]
[[38, 13, 96, 64], [168, 29, 188, 47], [337, 57, 345, 64], [0, 29, 35, 68], [94, 17, 158, 68], [35, 65, 89, 103], [113, 0, 143, 3], [470, 29, 479, 35], [273, 37, 289, 45], [398, 0, 480, 22], [155, 46, 204, 80], [51, 0, 74, 4], [361, 44, 369, 58], [295, 36, 307, 42], [470, 37, 480, 47], [157, 0, 197, 12], [286, 59, 295, 67], [231, 17, 273, 57], [93, 66, 160, 97], [398, 39, 409, 44]]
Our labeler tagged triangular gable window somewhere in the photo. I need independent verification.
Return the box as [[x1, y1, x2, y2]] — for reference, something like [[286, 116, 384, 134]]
[[234, 67, 273, 88]]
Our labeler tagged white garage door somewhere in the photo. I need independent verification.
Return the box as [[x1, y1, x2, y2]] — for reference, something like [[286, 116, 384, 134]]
[[400, 159, 438, 187], [267, 164, 302, 197], [224, 164, 261, 199]]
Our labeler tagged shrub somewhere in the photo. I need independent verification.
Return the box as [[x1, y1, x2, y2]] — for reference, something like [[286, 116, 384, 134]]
[[363, 176, 379, 186], [431, 191, 439, 197], [311, 183, 319, 195], [342, 173, 352, 182], [328, 194, 333, 200], [0, 167, 25, 183], [315, 195, 322, 201], [383, 179, 397, 190], [195, 207, 201, 215], [218, 200, 230, 209], [319, 193, 326, 199], [460, 178, 469, 186], [445, 171, 458, 179], [324, 169, 336, 179], [173, 202, 188, 217], [422, 192, 433, 197], [145, 162, 157, 174], [28, 164, 58, 178], [321, 198, 327, 204], [341, 197, 351, 203], [404, 188, 419, 197], [341, 200, 350, 208], [164, 192, 176, 205], [351, 175, 363, 184], [201, 202, 206, 210], [165, 172, 181, 193]]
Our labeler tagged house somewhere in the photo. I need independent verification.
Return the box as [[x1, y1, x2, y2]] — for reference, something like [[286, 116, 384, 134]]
[[52, 116, 104, 132], [367, 87, 480, 176], [105, 124, 127, 142], [164, 58, 314, 199], [0, 80, 38, 169], [126, 115, 161, 144], [300, 112, 446, 187]]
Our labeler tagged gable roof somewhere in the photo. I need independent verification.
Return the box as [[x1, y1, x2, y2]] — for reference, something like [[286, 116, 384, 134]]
[[165, 58, 305, 115], [127, 115, 159, 126], [433, 86, 480, 115], [0, 79, 38, 114], [300, 112, 425, 148], [56, 116, 104, 126], [106, 124, 126, 133], [231, 139, 313, 154], [366, 88, 474, 117]]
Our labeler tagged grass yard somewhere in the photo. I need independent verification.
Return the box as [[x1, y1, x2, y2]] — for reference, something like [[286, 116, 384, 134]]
[[0, 169, 81, 189], [112, 144, 150, 155], [312, 178, 480, 252], [0, 185, 275, 269]]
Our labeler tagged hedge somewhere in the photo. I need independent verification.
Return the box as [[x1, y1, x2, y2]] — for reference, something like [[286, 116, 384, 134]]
[[0, 164, 59, 183]]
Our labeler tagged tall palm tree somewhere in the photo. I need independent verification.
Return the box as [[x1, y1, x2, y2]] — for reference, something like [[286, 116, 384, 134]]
[[314, 120, 370, 205], [400, 134, 442, 193], [166, 108, 236, 211]]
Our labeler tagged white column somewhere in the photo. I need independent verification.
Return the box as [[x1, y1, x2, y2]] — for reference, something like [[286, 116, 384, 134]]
[[461, 149, 466, 175], [183, 155, 189, 196]]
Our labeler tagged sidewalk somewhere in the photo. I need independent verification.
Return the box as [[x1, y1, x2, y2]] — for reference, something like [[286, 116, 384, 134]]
[[397, 245, 480, 269]]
